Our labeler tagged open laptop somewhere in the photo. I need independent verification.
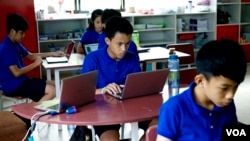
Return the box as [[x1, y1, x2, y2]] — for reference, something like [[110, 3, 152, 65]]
[[34, 70, 98, 113], [83, 43, 98, 55], [45, 41, 75, 64], [108, 69, 169, 100]]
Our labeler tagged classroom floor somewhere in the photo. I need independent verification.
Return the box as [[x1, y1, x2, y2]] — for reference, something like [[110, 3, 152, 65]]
[[2, 65, 250, 141]]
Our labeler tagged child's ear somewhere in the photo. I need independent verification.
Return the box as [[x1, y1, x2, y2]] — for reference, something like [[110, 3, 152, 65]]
[[105, 37, 110, 45], [194, 74, 205, 86], [10, 29, 16, 34]]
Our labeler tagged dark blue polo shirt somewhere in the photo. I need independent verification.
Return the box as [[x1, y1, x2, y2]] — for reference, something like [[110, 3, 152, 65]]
[[158, 82, 238, 141], [81, 47, 141, 88], [80, 29, 103, 44], [0, 36, 28, 94]]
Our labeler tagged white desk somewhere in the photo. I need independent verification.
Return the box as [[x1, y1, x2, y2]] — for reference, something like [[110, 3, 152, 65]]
[[42, 54, 84, 98], [42, 48, 189, 98], [139, 47, 190, 70]]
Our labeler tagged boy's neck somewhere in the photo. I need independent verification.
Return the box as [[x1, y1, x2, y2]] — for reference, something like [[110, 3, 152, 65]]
[[8, 35, 15, 43], [193, 85, 215, 110]]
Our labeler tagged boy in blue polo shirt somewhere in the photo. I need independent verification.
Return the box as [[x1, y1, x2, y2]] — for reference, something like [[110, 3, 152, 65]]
[[0, 13, 65, 102], [81, 16, 149, 141], [97, 8, 139, 59], [157, 40, 247, 141]]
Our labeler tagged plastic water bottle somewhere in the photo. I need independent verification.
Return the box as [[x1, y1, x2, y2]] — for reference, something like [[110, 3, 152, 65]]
[[132, 31, 140, 48], [168, 50, 180, 97]]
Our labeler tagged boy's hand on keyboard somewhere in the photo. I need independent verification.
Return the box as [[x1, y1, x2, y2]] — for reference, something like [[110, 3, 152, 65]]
[[105, 83, 123, 95]]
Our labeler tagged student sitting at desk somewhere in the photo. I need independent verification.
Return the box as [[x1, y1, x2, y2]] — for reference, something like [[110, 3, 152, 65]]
[[76, 9, 104, 54], [157, 40, 247, 141], [0, 13, 65, 102], [81, 16, 151, 141], [98, 8, 139, 59]]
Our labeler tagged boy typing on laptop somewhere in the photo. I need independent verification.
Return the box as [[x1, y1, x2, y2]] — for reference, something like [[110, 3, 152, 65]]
[[81, 16, 153, 141]]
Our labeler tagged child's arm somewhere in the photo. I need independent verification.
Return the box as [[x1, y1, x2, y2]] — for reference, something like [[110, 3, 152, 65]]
[[29, 51, 65, 59], [76, 42, 85, 54], [9, 56, 42, 77]]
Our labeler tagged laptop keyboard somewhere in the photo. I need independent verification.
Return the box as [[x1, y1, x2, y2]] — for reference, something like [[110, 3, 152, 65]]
[[47, 104, 59, 110]]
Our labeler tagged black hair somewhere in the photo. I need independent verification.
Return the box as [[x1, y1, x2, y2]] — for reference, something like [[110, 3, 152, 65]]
[[87, 9, 103, 30], [105, 16, 133, 40], [101, 9, 121, 24], [196, 39, 247, 83], [6, 13, 29, 34]]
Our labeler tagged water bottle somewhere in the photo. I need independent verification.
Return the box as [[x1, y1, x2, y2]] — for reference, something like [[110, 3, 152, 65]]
[[168, 51, 180, 97], [132, 31, 140, 48]]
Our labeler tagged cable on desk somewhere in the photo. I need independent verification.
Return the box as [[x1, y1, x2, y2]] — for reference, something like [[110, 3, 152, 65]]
[[22, 111, 53, 141]]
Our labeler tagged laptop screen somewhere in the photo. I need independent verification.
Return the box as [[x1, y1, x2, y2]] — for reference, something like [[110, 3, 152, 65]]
[[84, 43, 99, 55]]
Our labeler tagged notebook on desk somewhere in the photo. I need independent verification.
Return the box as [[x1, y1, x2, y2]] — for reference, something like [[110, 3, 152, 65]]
[[34, 70, 98, 113], [107, 69, 169, 100]]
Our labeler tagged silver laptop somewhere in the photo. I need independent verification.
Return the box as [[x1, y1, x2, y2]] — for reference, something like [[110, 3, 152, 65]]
[[108, 69, 169, 100], [45, 41, 75, 64], [83, 43, 98, 55], [34, 70, 98, 113], [46, 56, 69, 64]]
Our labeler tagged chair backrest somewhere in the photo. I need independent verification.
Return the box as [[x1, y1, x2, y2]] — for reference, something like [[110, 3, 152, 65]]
[[146, 125, 158, 141], [65, 40, 75, 55], [180, 68, 197, 87], [166, 43, 195, 67]]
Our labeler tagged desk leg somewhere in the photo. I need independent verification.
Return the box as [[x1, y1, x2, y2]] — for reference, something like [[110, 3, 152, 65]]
[[46, 69, 51, 81], [130, 122, 139, 141], [54, 70, 61, 99], [151, 62, 157, 70]]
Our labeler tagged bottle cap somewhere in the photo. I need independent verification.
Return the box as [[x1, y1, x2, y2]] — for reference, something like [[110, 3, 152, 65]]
[[169, 48, 175, 55], [169, 54, 178, 59]]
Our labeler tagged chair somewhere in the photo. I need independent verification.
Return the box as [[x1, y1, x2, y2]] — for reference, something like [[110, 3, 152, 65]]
[[0, 88, 29, 111], [166, 43, 195, 69], [180, 68, 197, 88], [145, 125, 158, 141]]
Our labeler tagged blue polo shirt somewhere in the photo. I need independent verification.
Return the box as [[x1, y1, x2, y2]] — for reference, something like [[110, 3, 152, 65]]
[[81, 47, 141, 88], [0, 36, 28, 94], [97, 32, 139, 58], [80, 29, 103, 44], [158, 82, 238, 141]]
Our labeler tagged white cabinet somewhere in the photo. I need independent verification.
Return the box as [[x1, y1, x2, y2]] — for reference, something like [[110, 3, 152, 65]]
[[176, 12, 216, 49], [240, 1, 250, 44], [217, 1, 240, 24], [36, 16, 89, 78], [37, 17, 88, 53], [130, 14, 176, 46], [36, 12, 216, 52]]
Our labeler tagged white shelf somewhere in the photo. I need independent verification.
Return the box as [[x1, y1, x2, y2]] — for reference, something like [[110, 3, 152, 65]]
[[136, 28, 175, 32], [36, 1, 218, 72], [39, 38, 80, 43], [176, 30, 215, 34], [217, 2, 240, 5]]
